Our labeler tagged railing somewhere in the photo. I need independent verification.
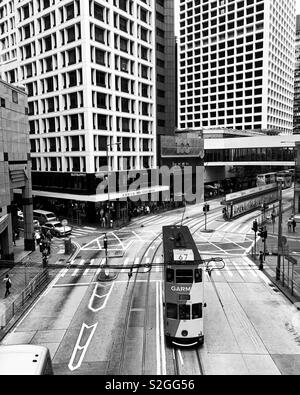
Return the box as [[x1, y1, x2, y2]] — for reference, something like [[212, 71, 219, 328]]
[[0, 269, 49, 329]]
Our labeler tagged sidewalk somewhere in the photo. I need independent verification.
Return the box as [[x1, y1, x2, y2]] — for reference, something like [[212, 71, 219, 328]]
[[251, 205, 300, 307], [0, 236, 76, 332]]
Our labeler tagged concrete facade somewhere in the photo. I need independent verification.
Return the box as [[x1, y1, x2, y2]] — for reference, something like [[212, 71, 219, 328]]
[[0, 79, 34, 260], [0, 0, 176, 216], [295, 141, 300, 214], [178, 0, 296, 134], [294, 15, 300, 135]]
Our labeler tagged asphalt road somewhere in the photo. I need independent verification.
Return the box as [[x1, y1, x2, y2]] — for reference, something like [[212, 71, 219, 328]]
[[2, 194, 300, 375]]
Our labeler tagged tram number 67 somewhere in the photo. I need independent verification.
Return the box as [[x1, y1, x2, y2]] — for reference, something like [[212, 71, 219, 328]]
[[178, 254, 188, 261]]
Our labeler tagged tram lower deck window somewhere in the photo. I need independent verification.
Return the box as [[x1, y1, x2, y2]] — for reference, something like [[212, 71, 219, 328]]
[[167, 303, 178, 319], [176, 269, 193, 284], [179, 304, 190, 320], [195, 269, 202, 283], [192, 303, 202, 319]]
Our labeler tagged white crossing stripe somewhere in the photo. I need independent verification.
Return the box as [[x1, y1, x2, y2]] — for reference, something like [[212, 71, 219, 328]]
[[83, 226, 97, 230], [231, 261, 245, 278], [155, 257, 161, 272], [224, 265, 233, 277], [122, 257, 130, 273], [144, 257, 150, 272], [72, 259, 86, 276], [83, 259, 95, 276], [60, 268, 68, 278], [96, 258, 106, 275]]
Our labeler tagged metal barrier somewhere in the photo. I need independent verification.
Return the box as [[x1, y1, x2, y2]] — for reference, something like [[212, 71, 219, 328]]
[[0, 269, 49, 329]]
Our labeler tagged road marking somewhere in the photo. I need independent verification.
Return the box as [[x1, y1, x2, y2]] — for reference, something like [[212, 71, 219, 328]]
[[156, 282, 161, 375], [156, 257, 161, 272], [60, 268, 68, 278], [224, 264, 233, 277], [122, 257, 130, 273], [72, 259, 85, 277], [68, 322, 98, 372], [159, 280, 166, 375], [84, 259, 95, 276], [96, 258, 106, 275], [231, 260, 245, 278], [83, 226, 97, 230], [144, 257, 150, 272], [88, 282, 115, 313]]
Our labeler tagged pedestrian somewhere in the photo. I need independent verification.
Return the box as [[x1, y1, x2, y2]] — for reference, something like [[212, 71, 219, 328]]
[[3, 274, 12, 298], [292, 218, 297, 233], [35, 231, 41, 246], [12, 231, 16, 246], [288, 217, 292, 233], [259, 251, 264, 271]]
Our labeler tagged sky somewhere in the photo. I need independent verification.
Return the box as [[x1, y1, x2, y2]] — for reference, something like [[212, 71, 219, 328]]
[[297, 0, 300, 15]]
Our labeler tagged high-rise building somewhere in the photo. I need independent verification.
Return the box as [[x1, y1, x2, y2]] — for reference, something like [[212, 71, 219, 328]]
[[178, 0, 296, 134], [0, 0, 176, 223], [0, 80, 35, 259], [294, 15, 300, 135]]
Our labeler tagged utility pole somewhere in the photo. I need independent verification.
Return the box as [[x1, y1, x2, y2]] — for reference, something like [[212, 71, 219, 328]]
[[203, 203, 210, 231], [276, 179, 283, 281], [103, 234, 108, 278], [252, 219, 258, 258]]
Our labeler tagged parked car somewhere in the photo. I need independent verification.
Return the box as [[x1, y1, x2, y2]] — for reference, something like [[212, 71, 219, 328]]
[[33, 210, 57, 225], [41, 221, 72, 237], [17, 213, 40, 230]]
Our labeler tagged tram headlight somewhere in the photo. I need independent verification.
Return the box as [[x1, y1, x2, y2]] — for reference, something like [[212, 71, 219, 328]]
[[182, 330, 188, 337]]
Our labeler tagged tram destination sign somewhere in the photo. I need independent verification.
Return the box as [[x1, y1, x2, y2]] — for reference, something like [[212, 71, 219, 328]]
[[173, 249, 194, 262]]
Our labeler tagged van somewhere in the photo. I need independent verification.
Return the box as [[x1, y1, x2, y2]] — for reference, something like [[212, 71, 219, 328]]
[[33, 210, 57, 225], [0, 345, 53, 375]]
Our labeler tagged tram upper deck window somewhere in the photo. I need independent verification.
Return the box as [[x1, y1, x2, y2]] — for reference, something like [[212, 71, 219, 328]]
[[167, 303, 178, 319], [195, 269, 202, 283], [176, 269, 193, 284], [179, 304, 190, 320], [192, 303, 203, 319], [166, 268, 174, 282]]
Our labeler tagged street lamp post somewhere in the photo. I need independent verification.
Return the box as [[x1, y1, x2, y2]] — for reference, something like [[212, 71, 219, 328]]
[[276, 179, 283, 281], [106, 142, 121, 227]]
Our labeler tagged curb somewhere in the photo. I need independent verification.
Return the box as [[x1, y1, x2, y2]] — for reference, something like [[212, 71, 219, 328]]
[[248, 255, 300, 308]]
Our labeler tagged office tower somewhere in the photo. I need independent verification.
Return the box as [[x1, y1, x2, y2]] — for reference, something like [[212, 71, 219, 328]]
[[294, 15, 300, 134], [178, 0, 296, 134], [0, 80, 34, 258], [0, 0, 176, 223]]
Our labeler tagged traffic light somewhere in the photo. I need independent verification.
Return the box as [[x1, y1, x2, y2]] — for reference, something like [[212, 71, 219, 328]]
[[103, 235, 108, 250], [252, 220, 258, 233], [258, 226, 264, 238], [263, 229, 268, 242], [203, 204, 210, 213]]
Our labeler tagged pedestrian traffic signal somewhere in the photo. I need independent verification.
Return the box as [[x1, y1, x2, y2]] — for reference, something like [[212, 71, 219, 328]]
[[103, 236, 108, 250], [203, 204, 210, 213], [258, 227, 264, 238], [263, 229, 268, 242], [252, 220, 258, 233]]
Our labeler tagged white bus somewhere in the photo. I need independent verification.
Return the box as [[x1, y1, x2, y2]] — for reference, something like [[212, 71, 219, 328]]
[[0, 345, 53, 375]]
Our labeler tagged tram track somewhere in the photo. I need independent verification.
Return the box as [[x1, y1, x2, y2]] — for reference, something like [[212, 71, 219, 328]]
[[116, 209, 222, 375], [173, 348, 205, 375]]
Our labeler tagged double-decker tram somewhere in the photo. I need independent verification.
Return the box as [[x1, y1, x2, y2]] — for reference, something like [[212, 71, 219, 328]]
[[162, 225, 204, 347]]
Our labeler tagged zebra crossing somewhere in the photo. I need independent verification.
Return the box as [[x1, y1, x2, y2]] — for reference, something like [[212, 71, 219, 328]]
[[58, 254, 165, 278], [71, 226, 100, 237]]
